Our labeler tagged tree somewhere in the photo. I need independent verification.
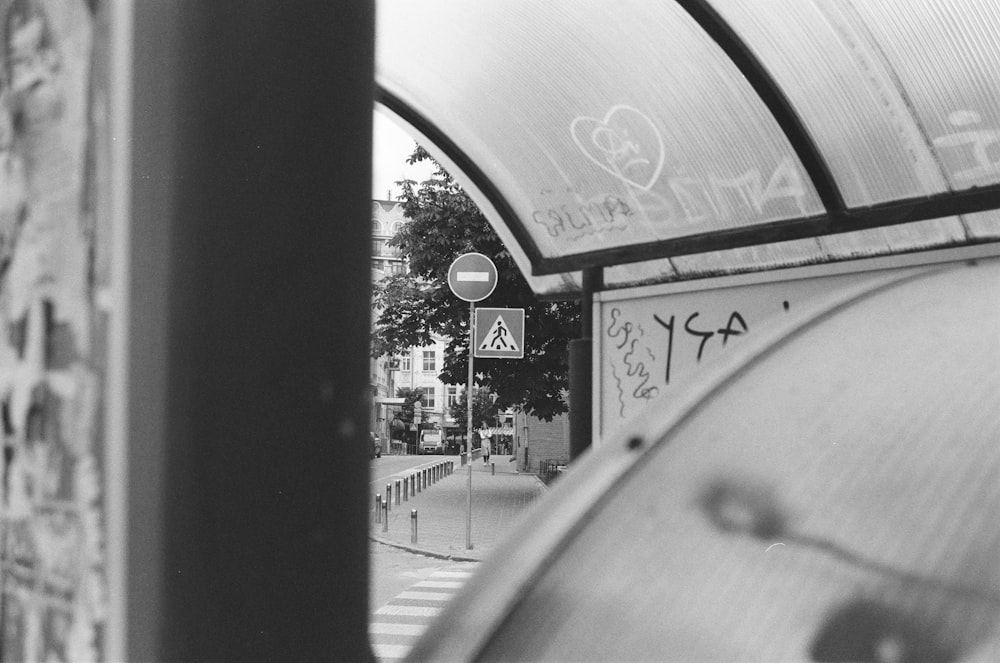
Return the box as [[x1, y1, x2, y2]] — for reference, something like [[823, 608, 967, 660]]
[[372, 146, 580, 421], [389, 387, 423, 444], [448, 388, 500, 433], [394, 386, 424, 423]]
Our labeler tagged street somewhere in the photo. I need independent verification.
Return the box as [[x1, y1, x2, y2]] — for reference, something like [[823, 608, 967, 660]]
[[369, 454, 477, 661], [369, 453, 447, 497]]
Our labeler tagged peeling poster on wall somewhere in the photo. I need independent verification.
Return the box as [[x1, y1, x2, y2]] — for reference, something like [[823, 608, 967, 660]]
[[0, 1, 105, 661]]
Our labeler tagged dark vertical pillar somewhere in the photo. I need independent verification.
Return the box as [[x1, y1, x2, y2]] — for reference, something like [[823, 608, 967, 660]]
[[568, 268, 602, 461], [128, 2, 374, 661]]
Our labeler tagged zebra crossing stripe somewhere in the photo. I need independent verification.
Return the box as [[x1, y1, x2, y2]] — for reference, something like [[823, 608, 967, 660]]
[[374, 605, 442, 617], [372, 643, 410, 659], [369, 623, 427, 636], [413, 580, 463, 589], [397, 590, 452, 601], [429, 571, 473, 578]]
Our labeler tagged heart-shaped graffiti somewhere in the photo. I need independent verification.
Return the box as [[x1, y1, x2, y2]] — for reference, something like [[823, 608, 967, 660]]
[[571, 105, 665, 191]]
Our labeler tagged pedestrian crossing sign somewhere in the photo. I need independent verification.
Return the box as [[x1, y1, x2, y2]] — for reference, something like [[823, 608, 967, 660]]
[[474, 308, 525, 359]]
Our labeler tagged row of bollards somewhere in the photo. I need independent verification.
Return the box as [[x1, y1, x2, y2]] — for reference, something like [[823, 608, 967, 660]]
[[373, 460, 455, 537]]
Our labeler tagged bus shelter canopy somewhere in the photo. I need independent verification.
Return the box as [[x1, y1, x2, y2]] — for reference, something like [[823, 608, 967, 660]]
[[376, 0, 1000, 296]]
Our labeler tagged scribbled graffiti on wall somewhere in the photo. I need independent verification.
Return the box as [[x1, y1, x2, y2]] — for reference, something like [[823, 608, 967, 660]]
[[933, 109, 1000, 186], [597, 267, 930, 434], [536, 102, 1000, 249], [531, 104, 815, 245]]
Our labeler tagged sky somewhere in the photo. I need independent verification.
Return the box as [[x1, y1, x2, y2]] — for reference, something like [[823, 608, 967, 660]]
[[371, 110, 435, 201]]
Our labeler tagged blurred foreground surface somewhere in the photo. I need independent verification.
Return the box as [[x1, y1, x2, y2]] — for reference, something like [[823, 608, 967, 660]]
[[408, 259, 1000, 662]]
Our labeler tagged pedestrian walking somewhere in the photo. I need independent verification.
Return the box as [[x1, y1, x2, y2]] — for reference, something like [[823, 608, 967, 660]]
[[479, 422, 492, 465]]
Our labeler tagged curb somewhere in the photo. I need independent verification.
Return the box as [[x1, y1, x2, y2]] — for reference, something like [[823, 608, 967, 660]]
[[369, 535, 483, 563], [369, 467, 549, 562]]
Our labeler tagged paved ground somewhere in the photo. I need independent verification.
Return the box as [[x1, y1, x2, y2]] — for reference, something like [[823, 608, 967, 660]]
[[369, 561, 478, 661], [368, 453, 545, 561]]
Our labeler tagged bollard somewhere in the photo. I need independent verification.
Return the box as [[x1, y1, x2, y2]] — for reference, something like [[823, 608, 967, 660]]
[[422, 469, 427, 489], [403, 477, 409, 501], [411, 509, 418, 544], [414, 473, 420, 493], [375, 494, 382, 524], [412, 473, 416, 494], [386, 483, 392, 511], [382, 501, 389, 533], [395, 479, 401, 505], [492, 461, 495, 476]]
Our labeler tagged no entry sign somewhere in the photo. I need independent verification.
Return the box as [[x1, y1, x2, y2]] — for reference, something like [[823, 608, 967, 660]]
[[447, 252, 498, 302]]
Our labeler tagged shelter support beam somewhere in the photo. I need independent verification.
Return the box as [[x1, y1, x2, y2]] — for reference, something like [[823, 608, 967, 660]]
[[123, 2, 374, 661], [569, 267, 602, 460]]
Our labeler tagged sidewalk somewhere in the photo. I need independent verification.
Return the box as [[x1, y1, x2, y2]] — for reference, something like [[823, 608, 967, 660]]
[[369, 454, 546, 561]]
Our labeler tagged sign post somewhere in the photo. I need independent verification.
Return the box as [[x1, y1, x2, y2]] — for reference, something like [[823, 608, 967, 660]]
[[447, 253, 498, 550]]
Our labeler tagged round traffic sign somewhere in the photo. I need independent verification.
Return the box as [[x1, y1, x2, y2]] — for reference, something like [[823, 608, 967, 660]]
[[447, 252, 498, 302]]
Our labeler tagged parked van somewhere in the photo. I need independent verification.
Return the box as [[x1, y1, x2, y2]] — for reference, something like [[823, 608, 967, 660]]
[[419, 429, 443, 454]]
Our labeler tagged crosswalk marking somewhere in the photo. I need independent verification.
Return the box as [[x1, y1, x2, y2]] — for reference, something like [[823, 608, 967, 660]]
[[397, 590, 452, 601], [370, 564, 476, 662], [374, 605, 442, 617], [372, 643, 410, 659], [369, 623, 427, 636], [413, 580, 463, 589]]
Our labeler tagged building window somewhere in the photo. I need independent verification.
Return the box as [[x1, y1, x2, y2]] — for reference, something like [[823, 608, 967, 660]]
[[372, 219, 383, 234], [422, 390, 436, 410], [399, 355, 411, 372], [446, 385, 460, 408], [422, 350, 436, 372], [391, 221, 406, 234]]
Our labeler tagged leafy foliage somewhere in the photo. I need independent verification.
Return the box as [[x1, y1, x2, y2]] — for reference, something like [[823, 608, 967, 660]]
[[393, 387, 424, 422], [448, 388, 500, 433], [372, 146, 580, 421]]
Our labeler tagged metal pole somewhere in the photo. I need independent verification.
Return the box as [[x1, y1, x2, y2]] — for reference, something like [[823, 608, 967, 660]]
[[466, 301, 475, 549], [382, 502, 388, 533], [410, 510, 418, 544], [395, 480, 401, 505], [375, 494, 382, 524], [569, 267, 602, 460], [386, 483, 391, 511]]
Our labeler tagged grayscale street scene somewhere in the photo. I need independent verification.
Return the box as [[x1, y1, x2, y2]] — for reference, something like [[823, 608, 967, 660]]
[[1, 1, 998, 661]]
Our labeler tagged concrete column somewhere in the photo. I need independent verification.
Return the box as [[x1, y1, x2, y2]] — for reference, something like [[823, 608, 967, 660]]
[[121, 2, 374, 660]]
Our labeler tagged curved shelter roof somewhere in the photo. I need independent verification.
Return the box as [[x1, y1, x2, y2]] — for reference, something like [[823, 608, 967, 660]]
[[376, 0, 1000, 296]]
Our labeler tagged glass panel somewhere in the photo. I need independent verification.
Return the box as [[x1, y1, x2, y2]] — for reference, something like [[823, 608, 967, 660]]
[[711, 0, 950, 207], [848, 0, 1000, 191], [378, 0, 823, 264], [715, 0, 1000, 204], [478, 262, 1000, 661]]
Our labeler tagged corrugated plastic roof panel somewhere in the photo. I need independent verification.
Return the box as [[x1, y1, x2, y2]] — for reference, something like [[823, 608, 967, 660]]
[[377, 0, 1000, 295]]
